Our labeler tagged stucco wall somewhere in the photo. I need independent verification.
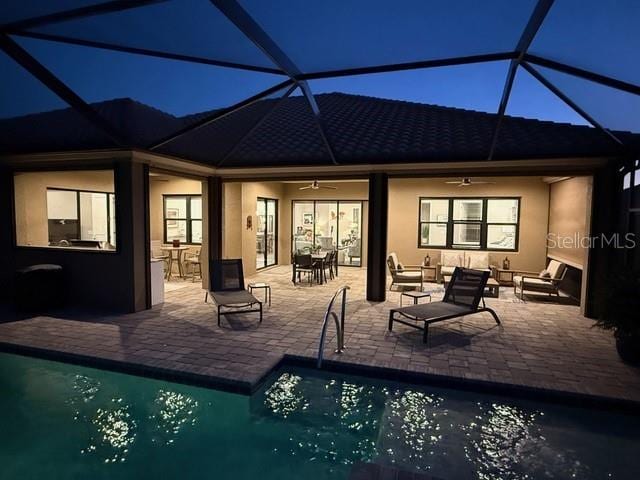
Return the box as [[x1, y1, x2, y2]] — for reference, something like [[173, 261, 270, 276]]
[[387, 177, 550, 272], [13, 170, 114, 247]]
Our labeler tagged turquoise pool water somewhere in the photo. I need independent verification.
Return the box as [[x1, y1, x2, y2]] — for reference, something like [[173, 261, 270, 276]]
[[1, 352, 639, 479]]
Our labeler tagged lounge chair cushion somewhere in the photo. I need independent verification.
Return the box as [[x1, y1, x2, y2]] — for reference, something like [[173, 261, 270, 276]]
[[513, 275, 555, 291], [210, 289, 259, 306], [440, 265, 456, 277], [441, 251, 462, 267], [395, 271, 423, 282], [388, 252, 400, 271], [466, 251, 489, 269], [547, 260, 565, 279], [539, 269, 551, 278]]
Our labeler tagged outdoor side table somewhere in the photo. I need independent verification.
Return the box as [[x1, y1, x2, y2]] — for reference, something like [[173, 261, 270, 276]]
[[248, 282, 271, 306], [400, 290, 432, 307]]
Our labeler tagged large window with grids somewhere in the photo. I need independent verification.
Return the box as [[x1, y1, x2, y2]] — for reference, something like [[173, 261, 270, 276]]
[[163, 195, 202, 244], [419, 197, 519, 250]]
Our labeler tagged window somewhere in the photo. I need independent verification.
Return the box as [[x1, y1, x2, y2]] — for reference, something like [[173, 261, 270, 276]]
[[46, 188, 116, 248], [418, 199, 448, 247], [163, 195, 202, 244], [418, 197, 519, 250], [14, 170, 116, 250]]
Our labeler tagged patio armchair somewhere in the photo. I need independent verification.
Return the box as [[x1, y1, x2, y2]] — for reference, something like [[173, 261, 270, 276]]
[[513, 259, 567, 300], [389, 267, 501, 343], [205, 259, 262, 326], [387, 252, 424, 291]]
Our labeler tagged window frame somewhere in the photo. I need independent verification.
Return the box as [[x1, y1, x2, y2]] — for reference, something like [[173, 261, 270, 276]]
[[418, 196, 520, 251], [46, 187, 115, 246], [162, 194, 202, 245]]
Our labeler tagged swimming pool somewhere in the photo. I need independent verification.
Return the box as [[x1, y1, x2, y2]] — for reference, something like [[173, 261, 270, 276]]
[[1, 352, 638, 479]]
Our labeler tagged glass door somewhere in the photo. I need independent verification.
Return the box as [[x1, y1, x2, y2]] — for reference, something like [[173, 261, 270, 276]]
[[256, 197, 278, 269], [314, 201, 338, 251], [337, 202, 362, 266], [292, 200, 363, 266]]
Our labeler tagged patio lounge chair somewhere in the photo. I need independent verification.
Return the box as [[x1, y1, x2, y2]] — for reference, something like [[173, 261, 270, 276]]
[[389, 267, 500, 343], [205, 259, 262, 326], [387, 252, 423, 291], [512, 259, 567, 300]]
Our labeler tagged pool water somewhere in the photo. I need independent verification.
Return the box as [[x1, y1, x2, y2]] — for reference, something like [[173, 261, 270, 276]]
[[1, 352, 639, 479]]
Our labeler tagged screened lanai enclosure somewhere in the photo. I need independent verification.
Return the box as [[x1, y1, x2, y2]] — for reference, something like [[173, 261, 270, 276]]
[[1, 0, 639, 164]]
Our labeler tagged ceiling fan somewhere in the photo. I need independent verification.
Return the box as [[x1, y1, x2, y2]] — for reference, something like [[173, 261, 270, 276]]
[[298, 180, 338, 190], [445, 177, 496, 187]]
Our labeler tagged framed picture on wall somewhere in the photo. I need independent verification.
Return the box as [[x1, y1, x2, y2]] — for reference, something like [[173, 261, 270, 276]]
[[303, 213, 313, 225], [166, 208, 179, 226]]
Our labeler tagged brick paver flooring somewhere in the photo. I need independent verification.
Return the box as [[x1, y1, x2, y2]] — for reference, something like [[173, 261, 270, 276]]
[[1, 266, 639, 403]]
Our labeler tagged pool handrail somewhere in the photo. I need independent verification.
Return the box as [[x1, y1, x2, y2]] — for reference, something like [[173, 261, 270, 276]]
[[317, 285, 349, 369]]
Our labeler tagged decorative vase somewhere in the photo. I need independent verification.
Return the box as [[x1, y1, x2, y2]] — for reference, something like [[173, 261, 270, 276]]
[[616, 333, 640, 365], [172, 239, 180, 248]]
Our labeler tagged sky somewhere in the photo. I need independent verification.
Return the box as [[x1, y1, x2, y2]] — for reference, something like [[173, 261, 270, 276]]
[[1, 0, 638, 132]]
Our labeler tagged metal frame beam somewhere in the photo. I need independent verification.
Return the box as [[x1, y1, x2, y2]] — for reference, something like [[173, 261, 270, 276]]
[[10, 31, 286, 75], [299, 81, 338, 165], [209, 0, 338, 163], [298, 52, 517, 80], [217, 83, 298, 166], [209, 0, 300, 77], [148, 79, 294, 150], [0, 32, 126, 145], [0, 0, 168, 32], [524, 54, 640, 96], [488, 0, 555, 160], [521, 62, 624, 146]]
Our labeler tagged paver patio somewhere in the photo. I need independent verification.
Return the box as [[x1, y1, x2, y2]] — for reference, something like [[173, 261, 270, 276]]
[[1, 266, 639, 404]]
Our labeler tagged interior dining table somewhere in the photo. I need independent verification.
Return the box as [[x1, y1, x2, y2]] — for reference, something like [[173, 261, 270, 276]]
[[161, 245, 191, 280]]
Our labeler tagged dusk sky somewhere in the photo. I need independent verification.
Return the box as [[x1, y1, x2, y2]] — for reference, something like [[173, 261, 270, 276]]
[[1, 0, 638, 132]]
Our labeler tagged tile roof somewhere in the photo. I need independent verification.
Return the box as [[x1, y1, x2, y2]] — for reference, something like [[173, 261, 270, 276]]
[[1, 93, 636, 166]]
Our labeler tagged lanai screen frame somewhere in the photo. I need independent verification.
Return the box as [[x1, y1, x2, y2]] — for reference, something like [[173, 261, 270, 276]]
[[1, 0, 638, 165]]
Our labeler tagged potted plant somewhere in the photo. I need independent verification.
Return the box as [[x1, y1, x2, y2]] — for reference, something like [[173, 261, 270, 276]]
[[594, 268, 640, 365]]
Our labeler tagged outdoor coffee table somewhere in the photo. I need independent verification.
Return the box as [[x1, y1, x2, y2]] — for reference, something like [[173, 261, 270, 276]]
[[248, 282, 271, 306], [400, 290, 432, 307]]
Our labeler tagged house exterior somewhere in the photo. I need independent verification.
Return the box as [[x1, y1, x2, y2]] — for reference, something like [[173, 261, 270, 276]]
[[1, 94, 637, 316]]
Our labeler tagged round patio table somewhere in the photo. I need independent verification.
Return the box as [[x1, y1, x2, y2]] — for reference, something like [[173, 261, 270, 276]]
[[161, 245, 190, 280]]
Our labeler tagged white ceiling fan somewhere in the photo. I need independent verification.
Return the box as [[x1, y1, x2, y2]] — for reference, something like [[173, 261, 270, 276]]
[[298, 180, 338, 190], [445, 177, 496, 187]]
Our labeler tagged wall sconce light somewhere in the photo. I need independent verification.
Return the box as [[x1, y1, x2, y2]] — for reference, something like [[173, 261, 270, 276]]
[[246, 215, 252, 230]]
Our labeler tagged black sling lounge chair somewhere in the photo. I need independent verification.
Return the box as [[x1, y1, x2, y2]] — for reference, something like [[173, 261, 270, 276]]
[[388, 267, 500, 343], [205, 259, 262, 326]]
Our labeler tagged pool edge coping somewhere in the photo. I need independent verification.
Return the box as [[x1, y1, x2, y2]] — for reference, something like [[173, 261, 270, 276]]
[[2, 341, 639, 415]]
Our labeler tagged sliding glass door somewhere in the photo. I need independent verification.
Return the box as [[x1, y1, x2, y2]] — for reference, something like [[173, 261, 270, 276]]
[[256, 197, 278, 269], [292, 200, 363, 266]]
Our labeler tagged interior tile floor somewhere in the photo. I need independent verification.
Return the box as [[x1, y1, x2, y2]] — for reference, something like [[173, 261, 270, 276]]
[[1, 266, 639, 404]]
